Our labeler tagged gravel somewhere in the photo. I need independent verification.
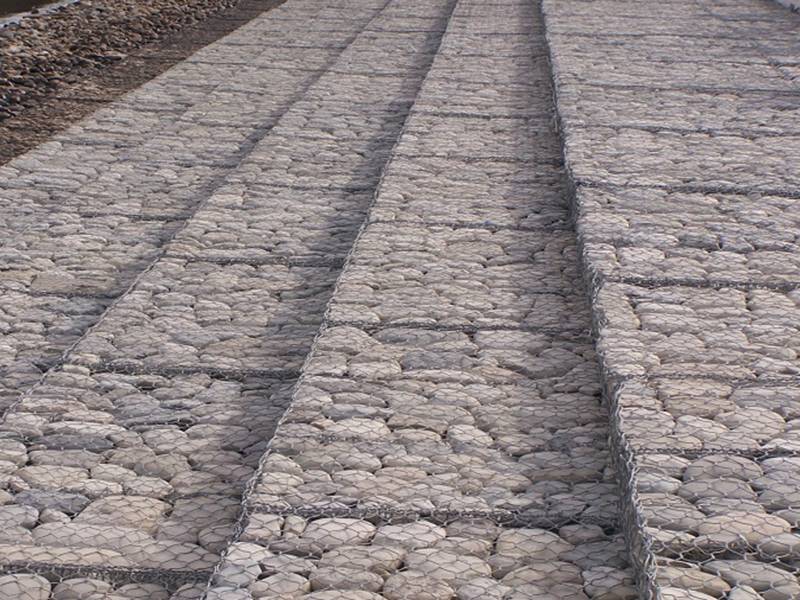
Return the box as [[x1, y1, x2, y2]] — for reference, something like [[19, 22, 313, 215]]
[[0, 0, 244, 119], [0, 0, 285, 163]]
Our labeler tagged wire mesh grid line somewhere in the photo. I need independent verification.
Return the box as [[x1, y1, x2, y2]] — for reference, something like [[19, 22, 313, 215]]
[[543, 0, 800, 597]]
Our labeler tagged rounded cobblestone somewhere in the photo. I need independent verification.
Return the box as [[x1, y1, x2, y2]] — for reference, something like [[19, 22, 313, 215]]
[[0, 0, 643, 597]]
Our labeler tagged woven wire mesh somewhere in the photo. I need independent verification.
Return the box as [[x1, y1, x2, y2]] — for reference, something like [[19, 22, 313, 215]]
[[0, 573, 205, 600], [209, 512, 632, 600], [0, 0, 666, 597], [536, 0, 800, 592], [0, 367, 293, 599], [542, 0, 800, 590], [198, 0, 640, 593], [611, 374, 800, 600], [585, 277, 800, 600], [639, 449, 800, 600]]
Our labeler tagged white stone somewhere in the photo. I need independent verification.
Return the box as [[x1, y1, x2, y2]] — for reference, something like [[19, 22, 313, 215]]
[[373, 522, 446, 550]]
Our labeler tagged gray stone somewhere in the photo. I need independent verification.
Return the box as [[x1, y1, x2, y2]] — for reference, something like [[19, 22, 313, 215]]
[[0, 504, 38, 528], [250, 573, 310, 598], [405, 548, 492, 585], [373, 522, 446, 550], [309, 567, 383, 592], [383, 571, 455, 600], [15, 490, 90, 514], [0, 574, 51, 600], [75, 496, 169, 533], [52, 578, 113, 600], [298, 518, 376, 550]]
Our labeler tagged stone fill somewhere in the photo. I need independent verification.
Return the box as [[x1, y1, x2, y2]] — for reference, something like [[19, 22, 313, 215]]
[[204, 0, 634, 598], [20, 0, 800, 595], [544, 0, 800, 597]]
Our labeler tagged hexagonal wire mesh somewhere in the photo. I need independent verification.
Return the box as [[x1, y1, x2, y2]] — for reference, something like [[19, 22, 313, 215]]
[[0, 572, 205, 599], [564, 193, 800, 599], [560, 200, 800, 599], [538, 0, 800, 588], [0, 367, 293, 599], [612, 366, 800, 599], [207, 512, 633, 599], [189, 313, 637, 599], [0, 0, 700, 596]]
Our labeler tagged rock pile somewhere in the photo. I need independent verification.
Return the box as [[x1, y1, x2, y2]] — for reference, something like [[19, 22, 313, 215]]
[[0, 0, 244, 120]]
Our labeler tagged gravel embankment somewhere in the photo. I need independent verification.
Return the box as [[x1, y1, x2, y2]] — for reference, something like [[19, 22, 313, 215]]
[[0, 0, 282, 163], [1, 0, 236, 117]]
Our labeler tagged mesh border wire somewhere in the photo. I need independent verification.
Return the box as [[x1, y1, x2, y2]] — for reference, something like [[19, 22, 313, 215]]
[[539, 0, 662, 597], [200, 0, 463, 595]]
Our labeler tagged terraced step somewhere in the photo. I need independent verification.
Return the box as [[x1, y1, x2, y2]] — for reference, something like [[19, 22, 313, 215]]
[[0, 0, 394, 412], [0, 0, 457, 596], [206, 0, 636, 599], [543, 0, 800, 598]]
